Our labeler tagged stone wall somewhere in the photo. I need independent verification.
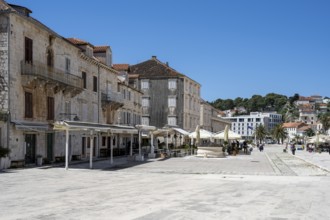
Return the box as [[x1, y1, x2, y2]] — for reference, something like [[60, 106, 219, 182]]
[[0, 15, 8, 113]]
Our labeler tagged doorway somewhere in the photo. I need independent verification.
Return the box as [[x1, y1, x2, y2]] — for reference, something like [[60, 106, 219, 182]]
[[46, 133, 54, 162], [25, 134, 36, 164]]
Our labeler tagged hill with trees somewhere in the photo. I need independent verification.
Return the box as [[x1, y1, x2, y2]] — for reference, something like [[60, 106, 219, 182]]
[[210, 93, 299, 116]]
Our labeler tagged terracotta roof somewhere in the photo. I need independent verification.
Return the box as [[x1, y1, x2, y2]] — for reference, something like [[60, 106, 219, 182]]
[[66, 38, 94, 47], [129, 56, 185, 78], [298, 125, 311, 132], [94, 46, 108, 53], [113, 64, 129, 71], [282, 122, 306, 128], [298, 96, 312, 101]]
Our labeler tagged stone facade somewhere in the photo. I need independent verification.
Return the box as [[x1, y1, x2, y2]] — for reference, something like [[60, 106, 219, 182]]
[[128, 56, 201, 132], [200, 100, 231, 132], [0, 2, 141, 166]]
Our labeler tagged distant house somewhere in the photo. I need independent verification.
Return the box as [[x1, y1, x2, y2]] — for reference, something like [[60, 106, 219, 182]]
[[282, 122, 309, 140]]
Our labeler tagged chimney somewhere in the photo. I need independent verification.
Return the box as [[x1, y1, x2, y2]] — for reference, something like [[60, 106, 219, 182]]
[[151, 55, 157, 60], [166, 62, 169, 67]]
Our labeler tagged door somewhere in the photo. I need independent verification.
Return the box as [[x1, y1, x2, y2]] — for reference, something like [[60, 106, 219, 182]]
[[82, 137, 86, 158], [25, 134, 36, 164], [46, 133, 54, 161]]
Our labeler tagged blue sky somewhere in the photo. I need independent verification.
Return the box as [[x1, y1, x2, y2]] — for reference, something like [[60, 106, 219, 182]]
[[8, 0, 330, 101]]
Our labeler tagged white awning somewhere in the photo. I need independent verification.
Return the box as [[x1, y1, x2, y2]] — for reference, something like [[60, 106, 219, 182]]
[[153, 126, 190, 136], [53, 120, 138, 134], [11, 120, 50, 131], [172, 127, 190, 136]]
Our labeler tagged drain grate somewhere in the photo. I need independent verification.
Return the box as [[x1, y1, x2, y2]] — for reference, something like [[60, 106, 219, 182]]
[[250, 160, 260, 163]]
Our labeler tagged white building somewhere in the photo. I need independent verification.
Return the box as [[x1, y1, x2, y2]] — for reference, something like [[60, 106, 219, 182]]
[[223, 112, 282, 138], [282, 122, 309, 141]]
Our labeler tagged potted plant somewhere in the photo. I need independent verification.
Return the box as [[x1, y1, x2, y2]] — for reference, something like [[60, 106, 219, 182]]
[[0, 147, 11, 170]]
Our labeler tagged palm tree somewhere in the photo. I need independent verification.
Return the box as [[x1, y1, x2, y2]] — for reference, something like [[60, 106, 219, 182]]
[[272, 124, 288, 144], [254, 124, 268, 144]]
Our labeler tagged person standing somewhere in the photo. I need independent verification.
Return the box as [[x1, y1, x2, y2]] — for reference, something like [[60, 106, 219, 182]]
[[243, 140, 248, 154], [291, 144, 296, 155]]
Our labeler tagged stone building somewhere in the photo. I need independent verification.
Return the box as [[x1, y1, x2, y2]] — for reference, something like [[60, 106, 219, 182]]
[[128, 56, 201, 132], [113, 64, 143, 150], [0, 1, 140, 167], [200, 100, 231, 132]]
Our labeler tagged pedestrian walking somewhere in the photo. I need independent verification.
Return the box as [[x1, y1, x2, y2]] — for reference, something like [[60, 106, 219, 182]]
[[291, 144, 296, 155]]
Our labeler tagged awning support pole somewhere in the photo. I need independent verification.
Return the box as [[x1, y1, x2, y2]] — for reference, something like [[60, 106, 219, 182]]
[[150, 133, 154, 154], [166, 131, 169, 153], [130, 133, 133, 156], [138, 129, 141, 157], [110, 133, 113, 164], [65, 129, 69, 170], [90, 130, 93, 169]]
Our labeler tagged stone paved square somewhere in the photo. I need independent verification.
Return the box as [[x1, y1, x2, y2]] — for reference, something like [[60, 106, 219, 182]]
[[1, 145, 330, 219]]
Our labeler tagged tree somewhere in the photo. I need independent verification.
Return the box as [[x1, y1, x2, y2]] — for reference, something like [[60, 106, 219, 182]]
[[248, 95, 265, 112], [254, 124, 268, 143], [288, 93, 300, 105], [305, 128, 315, 137], [234, 97, 244, 107], [282, 102, 299, 122], [272, 124, 287, 144], [318, 112, 330, 133]]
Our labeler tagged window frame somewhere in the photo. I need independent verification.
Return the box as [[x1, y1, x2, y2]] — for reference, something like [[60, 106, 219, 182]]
[[168, 117, 177, 126], [93, 76, 97, 92], [168, 79, 177, 90], [65, 57, 71, 74], [47, 96, 55, 120], [82, 72, 87, 89], [142, 97, 149, 107], [25, 37, 33, 63], [168, 97, 176, 107], [25, 92, 33, 118], [141, 80, 149, 90]]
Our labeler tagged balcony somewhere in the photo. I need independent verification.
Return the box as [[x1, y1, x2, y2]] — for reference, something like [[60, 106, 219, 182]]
[[21, 61, 83, 97], [101, 91, 124, 110]]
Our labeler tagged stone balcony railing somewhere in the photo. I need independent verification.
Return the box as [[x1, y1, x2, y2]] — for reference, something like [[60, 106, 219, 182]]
[[101, 91, 124, 110], [21, 61, 83, 89]]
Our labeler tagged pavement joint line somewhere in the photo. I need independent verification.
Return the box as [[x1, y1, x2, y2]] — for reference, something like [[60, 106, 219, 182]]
[[294, 155, 330, 174], [265, 152, 282, 175]]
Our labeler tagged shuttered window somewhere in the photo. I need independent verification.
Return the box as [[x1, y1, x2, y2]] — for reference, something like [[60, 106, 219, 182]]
[[25, 37, 33, 63], [82, 72, 87, 89], [93, 76, 97, 92], [47, 97, 54, 120], [25, 92, 33, 118]]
